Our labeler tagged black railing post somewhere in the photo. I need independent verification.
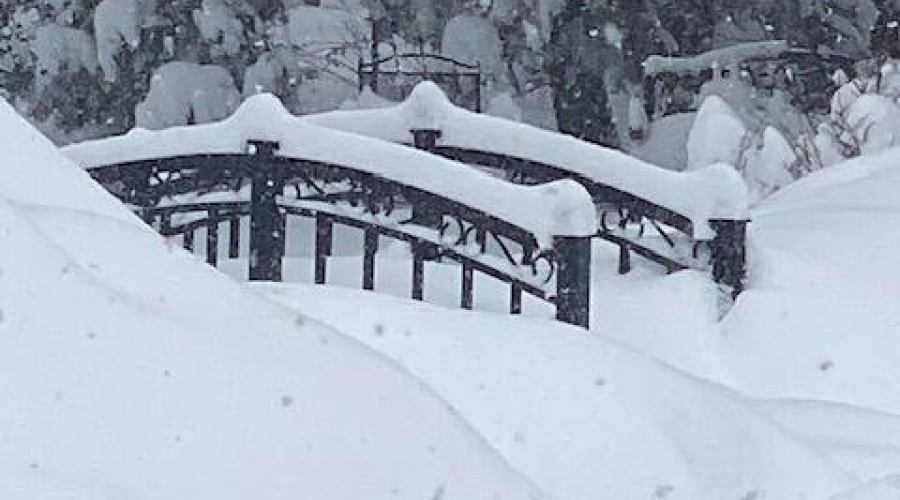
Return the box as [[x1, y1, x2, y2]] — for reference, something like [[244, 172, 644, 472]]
[[708, 219, 749, 299], [554, 235, 592, 329], [248, 140, 285, 282]]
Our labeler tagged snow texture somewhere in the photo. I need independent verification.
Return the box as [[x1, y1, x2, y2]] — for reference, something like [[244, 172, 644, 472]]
[[0, 96, 542, 500], [65, 92, 598, 245], [261, 284, 856, 500]]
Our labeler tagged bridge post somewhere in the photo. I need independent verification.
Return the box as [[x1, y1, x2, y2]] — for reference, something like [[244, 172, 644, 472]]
[[709, 219, 749, 299], [554, 235, 592, 329], [247, 140, 285, 282]]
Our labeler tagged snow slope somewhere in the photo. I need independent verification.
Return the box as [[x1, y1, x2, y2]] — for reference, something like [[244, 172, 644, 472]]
[[717, 147, 900, 413], [260, 283, 856, 500], [0, 99, 542, 499]]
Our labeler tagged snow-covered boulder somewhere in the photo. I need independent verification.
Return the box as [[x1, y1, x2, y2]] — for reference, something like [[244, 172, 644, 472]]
[[136, 62, 241, 130]]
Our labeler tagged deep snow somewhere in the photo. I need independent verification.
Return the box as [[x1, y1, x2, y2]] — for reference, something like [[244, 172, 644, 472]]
[[0, 97, 543, 500]]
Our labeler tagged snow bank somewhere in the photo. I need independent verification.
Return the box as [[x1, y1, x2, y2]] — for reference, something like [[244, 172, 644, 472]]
[[0, 99, 136, 225], [712, 147, 900, 414], [0, 98, 541, 499], [260, 283, 855, 500], [825, 477, 900, 500], [306, 82, 749, 237], [65, 93, 597, 245]]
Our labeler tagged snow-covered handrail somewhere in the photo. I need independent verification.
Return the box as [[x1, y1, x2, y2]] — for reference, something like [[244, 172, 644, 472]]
[[643, 40, 791, 76], [305, 82, 749, 240], [63, 94, 596, 247], [63, 95, 598, 327]]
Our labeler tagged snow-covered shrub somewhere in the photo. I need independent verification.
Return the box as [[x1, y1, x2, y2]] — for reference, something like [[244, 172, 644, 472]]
[[93, 0, 148, 83], [687, 96, 747, 171], [135, 62, 240, 129], [688, 96, 797, 204], [31, 24, 97, 90], [192, 0, 246, 59], [816, 60, 900, 165]]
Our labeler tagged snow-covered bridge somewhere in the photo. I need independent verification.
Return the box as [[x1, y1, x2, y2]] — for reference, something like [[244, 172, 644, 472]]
[[64, 84, 749, 328]]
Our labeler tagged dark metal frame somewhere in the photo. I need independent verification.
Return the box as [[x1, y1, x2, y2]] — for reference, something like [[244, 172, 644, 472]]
[[86, 140, 593, 328], [409, 129, 748, 297], [358, 52, 483, 112]]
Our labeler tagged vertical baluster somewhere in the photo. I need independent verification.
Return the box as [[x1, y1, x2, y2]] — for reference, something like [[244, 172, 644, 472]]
[[315, 213, 333, 285], [228, 214, 240, 259], [363, 225, 378, 291], [206, 210, 218, 267], [461, 262, 474, 309], [618, 243, 631, 275], [183, 229, 194, 252], [510, 283, 523, 315], [412, 242, 426, 301]]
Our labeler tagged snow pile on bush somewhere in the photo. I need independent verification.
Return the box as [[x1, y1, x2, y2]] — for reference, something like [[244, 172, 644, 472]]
[[687, 96, 795, 204], [0, 96, 542, 500], [136, 62, 242, 130]]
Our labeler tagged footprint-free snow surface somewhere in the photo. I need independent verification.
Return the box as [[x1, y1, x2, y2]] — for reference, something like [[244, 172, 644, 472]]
[[0, 99, 542, 499], [7, 91, 900, 500]]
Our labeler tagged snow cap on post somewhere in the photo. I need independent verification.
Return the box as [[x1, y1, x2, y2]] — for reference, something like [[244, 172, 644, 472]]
[[400, 81, 453, 132]]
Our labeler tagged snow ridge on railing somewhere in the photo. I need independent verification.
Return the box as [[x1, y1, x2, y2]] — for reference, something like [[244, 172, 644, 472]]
[[305, 82, 749, 240], [63, 93, 596, 249]]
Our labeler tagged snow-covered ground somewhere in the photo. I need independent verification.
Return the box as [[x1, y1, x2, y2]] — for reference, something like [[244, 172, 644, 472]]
[[0, 98, 541, 500], [9, 81, 900, 499]]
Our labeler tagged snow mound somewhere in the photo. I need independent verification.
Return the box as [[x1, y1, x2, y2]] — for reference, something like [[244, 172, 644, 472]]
[[260, 283, 856, 500], [306, 82, 749, 237], [65, 93, 597, 246], [0, 99, 542, 499], [711, 147, 900, 414]]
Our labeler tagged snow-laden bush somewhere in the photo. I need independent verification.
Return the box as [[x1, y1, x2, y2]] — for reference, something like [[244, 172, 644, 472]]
[[816, 60, 900, 165], [687, 96, 747, 171], [688, 96, 795, 204], [93, 0, 149, 83], [136, 62, 241, 130], [32, 24, 98, 90]]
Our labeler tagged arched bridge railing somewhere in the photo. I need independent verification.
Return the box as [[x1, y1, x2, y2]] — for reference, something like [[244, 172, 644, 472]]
[[75, 136, 596, 328], [409, 129, 748, 296], [305, 83, 749, 297]]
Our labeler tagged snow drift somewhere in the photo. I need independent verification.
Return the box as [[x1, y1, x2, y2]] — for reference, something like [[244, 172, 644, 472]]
[[0, 98, 541, 499]]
